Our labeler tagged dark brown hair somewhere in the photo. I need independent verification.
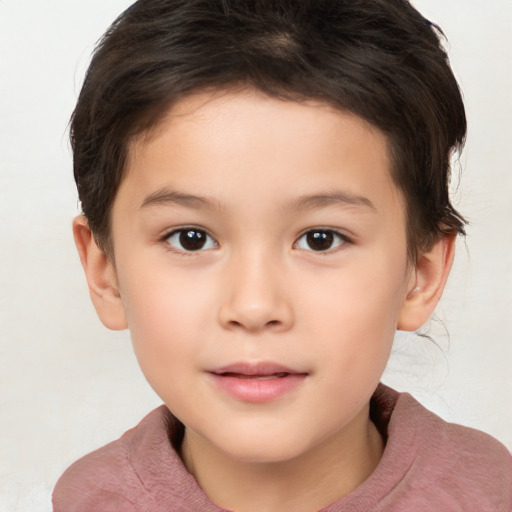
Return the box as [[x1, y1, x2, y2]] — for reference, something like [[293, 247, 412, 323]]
[[71, 0, 466, 260]]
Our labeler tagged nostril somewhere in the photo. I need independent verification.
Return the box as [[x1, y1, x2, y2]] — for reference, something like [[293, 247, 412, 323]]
[[218, 297, 294, 332], [225, 318, 281, 331]]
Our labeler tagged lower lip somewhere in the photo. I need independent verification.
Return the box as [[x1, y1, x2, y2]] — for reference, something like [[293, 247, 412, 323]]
[[208, 373, 307, 403]]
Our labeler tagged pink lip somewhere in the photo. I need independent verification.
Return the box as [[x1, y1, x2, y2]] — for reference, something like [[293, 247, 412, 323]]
[[207, 362, 308, 403]]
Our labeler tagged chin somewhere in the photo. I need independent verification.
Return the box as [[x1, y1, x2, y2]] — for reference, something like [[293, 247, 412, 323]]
[[222, 443, 305, 465], [208, 426, 321, 465]]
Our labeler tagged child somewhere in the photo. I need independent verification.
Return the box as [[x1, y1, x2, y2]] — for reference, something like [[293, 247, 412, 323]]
[[53, 0, 512, 510]]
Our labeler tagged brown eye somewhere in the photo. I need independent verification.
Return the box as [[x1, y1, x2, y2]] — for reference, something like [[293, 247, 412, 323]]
[[296, 230, 347, 252], [166, 228, 217, 252]]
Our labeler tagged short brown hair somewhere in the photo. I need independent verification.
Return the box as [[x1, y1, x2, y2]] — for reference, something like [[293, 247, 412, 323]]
[[71, 0, 466, 260]]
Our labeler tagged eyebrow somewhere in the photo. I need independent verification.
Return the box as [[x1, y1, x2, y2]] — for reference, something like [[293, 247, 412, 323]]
[[140, 188, 376, 213], [140, 189, 222, 210], [292, 191, 377, 213]]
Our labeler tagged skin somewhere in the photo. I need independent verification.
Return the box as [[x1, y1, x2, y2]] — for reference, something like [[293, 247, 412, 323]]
[[74, 89, 455, 512]]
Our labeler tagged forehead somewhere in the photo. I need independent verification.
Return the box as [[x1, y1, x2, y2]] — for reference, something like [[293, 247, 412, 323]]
[[120, 88, 403, 219]]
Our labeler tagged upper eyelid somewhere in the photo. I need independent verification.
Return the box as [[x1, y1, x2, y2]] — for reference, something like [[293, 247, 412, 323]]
[[295, 227, 352, 241], [161, 225, 216, 241]]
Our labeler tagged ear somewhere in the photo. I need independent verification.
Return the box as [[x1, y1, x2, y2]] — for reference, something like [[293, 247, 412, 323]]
[[72, 216, 128, 330], [397, 235, 456, 332]]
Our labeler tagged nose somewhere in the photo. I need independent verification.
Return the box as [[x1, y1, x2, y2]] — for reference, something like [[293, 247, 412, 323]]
[[217, 251, 294, 333]]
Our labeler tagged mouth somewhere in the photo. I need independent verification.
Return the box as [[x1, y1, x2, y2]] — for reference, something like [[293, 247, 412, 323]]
[[207, 362, 308, 402], [216, 372, 291, 380], [210, 361, 306, 378]]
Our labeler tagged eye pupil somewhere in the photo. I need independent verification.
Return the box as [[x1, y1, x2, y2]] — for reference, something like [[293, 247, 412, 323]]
[[307, 231, 334, 251], [179, 229, 207, 251]]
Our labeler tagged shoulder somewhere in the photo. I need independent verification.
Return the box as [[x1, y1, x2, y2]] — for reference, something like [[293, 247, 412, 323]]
[[390, 389, 512, 510], [52, 406, 171, 512]]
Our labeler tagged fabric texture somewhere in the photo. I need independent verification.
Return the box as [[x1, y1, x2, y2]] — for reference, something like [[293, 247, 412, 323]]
[[53, 385, 512, 511]]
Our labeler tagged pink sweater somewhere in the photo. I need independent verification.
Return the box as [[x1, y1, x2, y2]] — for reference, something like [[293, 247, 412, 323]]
[[53, 385, 512, 511]]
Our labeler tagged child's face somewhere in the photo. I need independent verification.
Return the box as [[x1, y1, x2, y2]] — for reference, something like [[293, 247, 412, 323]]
[[107, 89, 416, 462]]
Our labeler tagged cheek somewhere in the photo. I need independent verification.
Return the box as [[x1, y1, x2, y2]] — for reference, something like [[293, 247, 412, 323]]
[[302, 252, 408, 370], [117, 263, 214, 385]]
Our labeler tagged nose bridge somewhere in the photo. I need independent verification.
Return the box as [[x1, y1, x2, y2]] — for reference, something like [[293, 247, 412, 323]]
[[218, 245, 293, 332]]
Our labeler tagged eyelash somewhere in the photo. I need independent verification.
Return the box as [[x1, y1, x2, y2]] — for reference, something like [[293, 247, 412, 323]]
[[294, 229, 351, 253], [161, 227, 351, 254], [162, 227, 218, 255]]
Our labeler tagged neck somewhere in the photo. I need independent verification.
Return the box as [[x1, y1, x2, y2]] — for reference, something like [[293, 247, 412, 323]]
[[181, 407, 384, 512]]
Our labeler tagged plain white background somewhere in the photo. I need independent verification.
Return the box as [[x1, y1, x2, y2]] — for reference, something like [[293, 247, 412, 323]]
[[1, 1, 511, 510]]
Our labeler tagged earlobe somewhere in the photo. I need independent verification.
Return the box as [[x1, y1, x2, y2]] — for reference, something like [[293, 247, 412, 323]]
[[72, 216, 128, 330], [397, 236, 456, 332]]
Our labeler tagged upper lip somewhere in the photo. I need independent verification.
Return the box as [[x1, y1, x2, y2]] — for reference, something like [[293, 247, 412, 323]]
[[209, 362, 306, 376]]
